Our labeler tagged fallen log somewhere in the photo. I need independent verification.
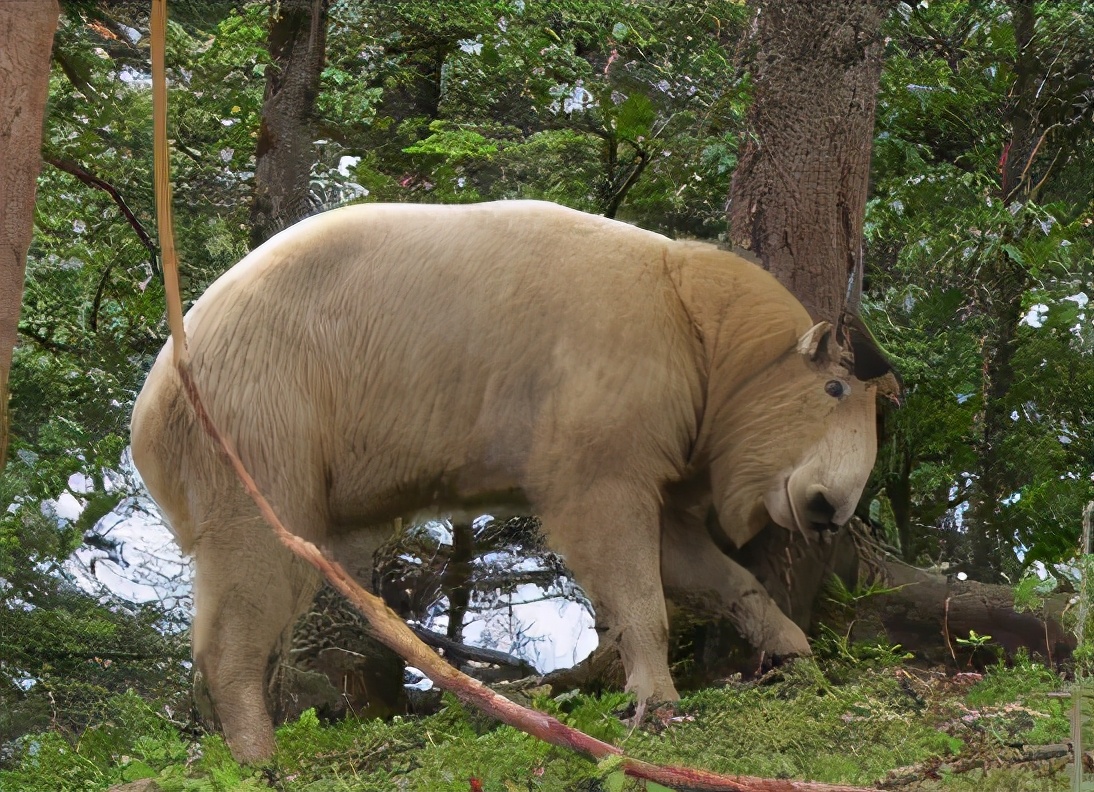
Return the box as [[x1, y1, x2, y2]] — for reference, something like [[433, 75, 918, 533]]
[[852, 556, 1075, 668]]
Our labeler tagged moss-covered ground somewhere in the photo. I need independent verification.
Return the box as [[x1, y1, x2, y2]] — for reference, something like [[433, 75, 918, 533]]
[[0, 655, 1079, 791]]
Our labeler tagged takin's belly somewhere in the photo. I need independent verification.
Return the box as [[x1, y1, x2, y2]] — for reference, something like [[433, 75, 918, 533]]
[[326, 464, 533, 535]]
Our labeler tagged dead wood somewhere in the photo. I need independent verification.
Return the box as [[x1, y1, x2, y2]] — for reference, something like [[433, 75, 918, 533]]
[[878, 742, 1087, 788], [410, 624, 538, 676], [851, 552, 1075, 668]]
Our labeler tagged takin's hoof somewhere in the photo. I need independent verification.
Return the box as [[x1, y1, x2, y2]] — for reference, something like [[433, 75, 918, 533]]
[[761, 628, 814, 662]]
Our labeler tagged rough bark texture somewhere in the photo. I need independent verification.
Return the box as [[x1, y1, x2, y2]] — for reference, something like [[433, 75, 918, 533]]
[[724, 0, 894, 634], [727, 0, 893, 326], [249, 0, 329, 249], [0, 1, 59, 468]]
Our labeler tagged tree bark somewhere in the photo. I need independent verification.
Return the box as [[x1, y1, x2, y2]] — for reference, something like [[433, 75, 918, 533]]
[[443, 521, 475, 642], [722, 0, 894, 638], [0, 1, 59, 469], [852, 555, 1074, 668], [727, 0, 893, 325], [250, 0, 329, 249]]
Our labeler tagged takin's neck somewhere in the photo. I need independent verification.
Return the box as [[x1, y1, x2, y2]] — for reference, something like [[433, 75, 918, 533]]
[[667, 241, 812, 462]]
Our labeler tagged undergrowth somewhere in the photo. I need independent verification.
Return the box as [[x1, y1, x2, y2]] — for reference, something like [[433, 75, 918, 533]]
[[0, 657, 1074, 791]]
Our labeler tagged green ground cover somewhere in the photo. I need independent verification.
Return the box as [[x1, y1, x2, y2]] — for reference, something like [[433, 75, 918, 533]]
[[0, 655, 1078, 791]]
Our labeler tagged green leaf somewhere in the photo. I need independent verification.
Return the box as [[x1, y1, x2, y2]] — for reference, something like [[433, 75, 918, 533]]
[[1002, 243, 1026, 265], [603, 769, 627, 792]]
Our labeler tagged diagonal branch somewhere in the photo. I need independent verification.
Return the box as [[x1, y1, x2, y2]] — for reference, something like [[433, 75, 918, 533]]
[[45, 155, 159, 274]]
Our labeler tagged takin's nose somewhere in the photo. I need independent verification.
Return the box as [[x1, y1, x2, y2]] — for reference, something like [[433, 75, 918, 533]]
[[804, 485, 838, 531]]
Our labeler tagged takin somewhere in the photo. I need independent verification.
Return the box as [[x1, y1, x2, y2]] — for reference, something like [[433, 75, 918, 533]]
[[130, 200, 894, 762]]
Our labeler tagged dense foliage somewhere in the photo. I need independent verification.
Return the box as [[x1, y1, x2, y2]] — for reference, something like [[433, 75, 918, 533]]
[[1, 0, 1092, 782]]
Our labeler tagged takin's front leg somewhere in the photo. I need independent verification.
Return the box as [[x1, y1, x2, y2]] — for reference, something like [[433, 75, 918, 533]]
[[537, 483, 680, 703], [660, 511, 812, 659]]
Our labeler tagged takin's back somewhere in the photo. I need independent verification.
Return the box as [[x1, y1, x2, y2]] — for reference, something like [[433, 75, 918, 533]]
[[131, 200, 802, 538]]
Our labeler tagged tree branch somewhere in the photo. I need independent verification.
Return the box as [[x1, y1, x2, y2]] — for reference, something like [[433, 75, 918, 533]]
[[17, 324, 78, 355], [410, 624, 537, 675], [44, 155, 159, 274], [604, 143, 649, 219]]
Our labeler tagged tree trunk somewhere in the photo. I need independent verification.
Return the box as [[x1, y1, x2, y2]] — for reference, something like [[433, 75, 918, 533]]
[[0, 1, 59, 469], [727, 0, 893, 325], [723, 0, 893, 635], [250, 0, 329, 249], [443, 521, 475, 642], [966, 0, 1039, 583]]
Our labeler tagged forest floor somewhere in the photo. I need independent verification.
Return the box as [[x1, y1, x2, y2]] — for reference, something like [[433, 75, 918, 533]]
[[0, 653, 1084, 791]]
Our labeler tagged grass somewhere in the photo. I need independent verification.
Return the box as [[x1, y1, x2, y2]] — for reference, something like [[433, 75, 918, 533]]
[[0, 655, 1078, 791]]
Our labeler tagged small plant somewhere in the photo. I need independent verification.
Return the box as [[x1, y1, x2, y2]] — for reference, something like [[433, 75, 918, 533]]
[[825, 575, 906, 608], [813, 623, 913, 668], [953, 629, 1001, 669], [955, 629, 992, 650]]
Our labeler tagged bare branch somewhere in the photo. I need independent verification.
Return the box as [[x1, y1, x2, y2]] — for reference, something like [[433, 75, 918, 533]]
[[45, 156, 158, 273]]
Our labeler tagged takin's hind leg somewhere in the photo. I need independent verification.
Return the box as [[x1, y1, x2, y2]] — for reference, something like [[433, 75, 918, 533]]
[[189, 502, 322, 764]]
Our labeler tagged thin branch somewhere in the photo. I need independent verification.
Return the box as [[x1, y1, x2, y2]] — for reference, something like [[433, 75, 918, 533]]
[[90, 260, 115, 333], [410, 625, 537, 675], [604, 144, 649, 219], [52, 50, 102, 100], [3, 648, 163, 662], [1006, 122, 1062, 202], [943, 595, 956, 664], [45, 156, 159, 274], [1027, 147, 1063, 204], [18, 325, 79, 355]]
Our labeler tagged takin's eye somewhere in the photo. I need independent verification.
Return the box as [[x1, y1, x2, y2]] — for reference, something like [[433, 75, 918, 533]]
[[824, 379, 849, 399]]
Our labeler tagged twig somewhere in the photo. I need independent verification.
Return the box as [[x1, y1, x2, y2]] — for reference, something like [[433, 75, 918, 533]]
[[90, 260, 114, 333], [943, 595, 956, 665]]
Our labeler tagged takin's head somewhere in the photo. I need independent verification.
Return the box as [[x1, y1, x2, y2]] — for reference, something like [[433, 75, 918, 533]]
[[711, 319, 899, 549]]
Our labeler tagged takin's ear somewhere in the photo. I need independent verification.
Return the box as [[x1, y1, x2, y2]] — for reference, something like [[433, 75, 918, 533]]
[[796, 321, 833, 361]]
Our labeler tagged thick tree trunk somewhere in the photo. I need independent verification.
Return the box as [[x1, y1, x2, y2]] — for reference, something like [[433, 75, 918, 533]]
[[0, 1, 59, 469], [727, 0, 893, 325], [723, 0, 893, 637], [250, 0, 329, 249]]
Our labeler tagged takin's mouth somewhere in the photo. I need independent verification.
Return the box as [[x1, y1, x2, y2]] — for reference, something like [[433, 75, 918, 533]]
[[773, 475, 841, 536]]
